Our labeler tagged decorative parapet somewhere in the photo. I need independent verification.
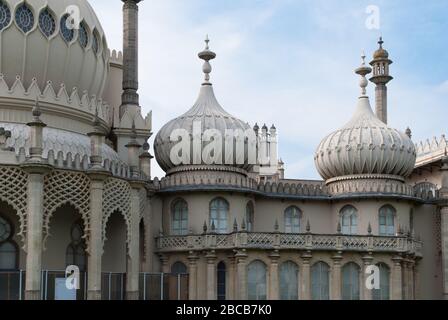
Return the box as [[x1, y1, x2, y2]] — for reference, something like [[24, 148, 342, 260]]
[[0, 74, 111, 125], [156, 232, 423, 257], [110, 50, 123, 66], [415, 134, 447, 167]]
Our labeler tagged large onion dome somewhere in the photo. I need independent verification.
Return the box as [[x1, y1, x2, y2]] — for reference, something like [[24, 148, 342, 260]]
[[0, 0, 108, 98], [154, 38, 253, 175], [314, 55, 416, 182]]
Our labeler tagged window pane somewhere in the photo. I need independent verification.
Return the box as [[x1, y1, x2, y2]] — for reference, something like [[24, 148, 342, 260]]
[[311, 262, 329, 300], [0, 242, 17, 270], [342, 263, 360, 300], [280, 262, 298, 300], [247, 261, 267, 300]]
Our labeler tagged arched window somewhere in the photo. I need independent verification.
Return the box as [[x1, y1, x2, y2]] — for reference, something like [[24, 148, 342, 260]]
[[311, 262, 329, 300], [60, 14, 74, 42], [0, 216, 18, 270], [247, 260, 267, 300], [210, 198, 229, 234], [0, 1, 12, 31], [172, 199, 188, 235], [38, 8, 55, 37], [342, 262, 360, 300], [78, 21, 89, 48], [379, 205, 395, 236], [171, 262, 187, 275], [92, 30, 100, 54], [340, 205, 358, 235], [217, 262, 226, 300], [15, 3, 33, 33], [65, 220, 87, 271], [280, 261, 299, 300], [284, 206, 301, 233], [245, 201, 254, 232], [372, 263, 390, 300]]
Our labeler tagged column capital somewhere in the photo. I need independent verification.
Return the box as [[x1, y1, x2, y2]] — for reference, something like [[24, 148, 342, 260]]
[[301, 250, 312, 262], [332, 252, 343, 263], [269, 249, 280, 262], [362, 253, 374, 265], [20, 162, 52, 175]]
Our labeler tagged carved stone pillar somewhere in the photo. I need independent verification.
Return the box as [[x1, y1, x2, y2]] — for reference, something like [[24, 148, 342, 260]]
[[206, 251, 217, 300], [301, 251, 312, 300], [362, 254, 374, 300], [86, 171, 110, 300], [331, 252, 343, 300], [268, 250, 280, 300], [160, 254, 170, 274], [187, 252, 199, 300], [391, 255, 403, 300], [22, 165, 51, 300], [235, 250, 248, 300], [126, 183, 144, 300]]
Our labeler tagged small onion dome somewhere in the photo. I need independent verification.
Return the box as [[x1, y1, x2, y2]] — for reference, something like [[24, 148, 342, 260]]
[[154, 37, 252, 174], [314, 53, 416, 181], [373, 37, 389, 59]]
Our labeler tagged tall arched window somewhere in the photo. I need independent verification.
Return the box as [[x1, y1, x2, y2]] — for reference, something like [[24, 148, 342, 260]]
[[172, 199, 188, 235], [284, 206, 301, 233], [60, 14, 74, 42], [78, 21, 89, 48], [66, 220, 87, 271], [171, 262, 187, 275], [247, 260, 267, 300], [372, 263, 390, 300], [210, 198, 229, 234], [311, 262, 329, 300], [38, 8, 55, 37], [0, 1, 12, 31], [15, 3, 34, 33], [379, 205, 395, 236], [217, 262, 226, 300], [340, 205, 358, 235], [342, 262, 360, 300], [280, 261, 299, 300], [245, 201, 254, 232], [0, 216, 18, 270]]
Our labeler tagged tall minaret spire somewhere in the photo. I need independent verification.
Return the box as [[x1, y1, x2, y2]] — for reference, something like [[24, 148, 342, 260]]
[[369, 37, 393, 124], [355, 52, 372, 97], [120, 0, 142, 116]]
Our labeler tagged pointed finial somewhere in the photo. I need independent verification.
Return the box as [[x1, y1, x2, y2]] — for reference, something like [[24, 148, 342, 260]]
[[355, 51, 372, 96], [130, 119, 137, 140], [211, 220, 216, 232], [241, 218, 247, 231], [405, 127, 412, 139], [274, 219, 279, 231], [378, 36, 384, 48], [198, 35, 216, 85], [368, 222, 372, 235], [233, 218, 238, 232], [203, 220, 208, 234], [306, 220, 311, 233], [337, 221, 342, 234]]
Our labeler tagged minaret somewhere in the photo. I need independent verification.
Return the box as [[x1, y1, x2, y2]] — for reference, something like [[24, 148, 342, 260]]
[[120, 0, 141, 117], [369, 37, 393, 124]]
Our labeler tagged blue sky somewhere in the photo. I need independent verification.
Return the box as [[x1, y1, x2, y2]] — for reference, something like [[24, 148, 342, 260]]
[[91, 0, 448, 179]]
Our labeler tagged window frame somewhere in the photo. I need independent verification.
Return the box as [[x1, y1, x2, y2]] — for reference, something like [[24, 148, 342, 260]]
[[340, 205, 358, 235], [284, 206, 301, 234], [311, 261, 330, 300], [279, 261, 299, 300], [209, 198, 229, 234], [379, 205, 396, 236], [171, 198, 189, 236]]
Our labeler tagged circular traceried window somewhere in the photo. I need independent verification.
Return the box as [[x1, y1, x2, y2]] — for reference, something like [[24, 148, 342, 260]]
[[0, 217, 11, 242], [38, 8, 55, 37], [15, 3, 34, 33], [78, 22, 88, 48], [60, 14, 74, 42], [0, 1, 11, 31]]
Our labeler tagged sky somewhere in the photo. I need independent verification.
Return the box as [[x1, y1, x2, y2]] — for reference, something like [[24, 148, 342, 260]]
[[90, 0, 448, 180]]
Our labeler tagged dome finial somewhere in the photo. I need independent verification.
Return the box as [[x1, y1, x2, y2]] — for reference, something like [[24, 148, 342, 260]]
[[355, 51, 372, 97], [378, 36, 384, 48], [198, 35, 216, 85]]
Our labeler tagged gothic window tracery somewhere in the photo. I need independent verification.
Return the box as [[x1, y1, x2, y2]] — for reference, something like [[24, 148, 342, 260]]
[[15, 3, 34, 33], [38, 8, 55, 37], [0, 1, 11, 31], [60, 14, 74, 42], [78, 21, 88, 48], [0, 216, 18, 270]]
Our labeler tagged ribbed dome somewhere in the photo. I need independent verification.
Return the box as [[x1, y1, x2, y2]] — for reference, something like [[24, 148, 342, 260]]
[[154, 83, 252, 173], [314, 95, 416, 181], [0, 0, 108, 98]]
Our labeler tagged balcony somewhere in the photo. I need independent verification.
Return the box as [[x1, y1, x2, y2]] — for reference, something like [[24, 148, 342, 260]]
[[156, 232, 423, 257]]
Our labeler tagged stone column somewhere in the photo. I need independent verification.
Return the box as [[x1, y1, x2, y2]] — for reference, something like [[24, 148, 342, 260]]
[[121, 0, 141, 114], [206, 251, 217, 300], [235, 250, 248, 300], [301, 251, 312, 300], [125, 183, 143, 300], [362, 254, 374, 300], [22, 165, 51, 300], [414, 260, 421, 300], [227, 256, 236, 300], [441, 206, 448, 300], [187, 252, 199, 300], [160, 254, 170, 274], [86, 172, 110, 300], [391, 255, 403, 300], [331, 252, 343, 300], [268, 250, 280, 300]]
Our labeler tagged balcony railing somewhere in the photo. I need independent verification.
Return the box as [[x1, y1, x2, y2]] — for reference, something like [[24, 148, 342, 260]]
[[0, 271, 188, 301], [156, 232, 423, 257]]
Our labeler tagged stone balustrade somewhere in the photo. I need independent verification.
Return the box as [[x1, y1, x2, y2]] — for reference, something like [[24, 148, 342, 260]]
[[156, 232, 423, 257]]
